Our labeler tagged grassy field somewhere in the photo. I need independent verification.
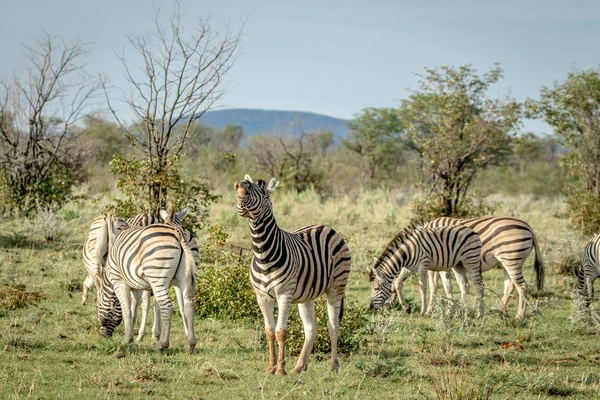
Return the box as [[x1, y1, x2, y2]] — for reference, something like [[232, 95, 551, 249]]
[[1, 189, 599, 399]]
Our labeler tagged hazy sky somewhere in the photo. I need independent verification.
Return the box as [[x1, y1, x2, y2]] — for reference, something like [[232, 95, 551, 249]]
[[1, 0, 599, 133]]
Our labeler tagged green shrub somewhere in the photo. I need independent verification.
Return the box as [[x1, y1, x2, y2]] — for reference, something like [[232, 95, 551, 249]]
[[565, 184, 600, 235], [411, 193, 497, 220]]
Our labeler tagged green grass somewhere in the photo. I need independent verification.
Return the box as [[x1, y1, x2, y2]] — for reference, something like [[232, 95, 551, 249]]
[[0, 190, 599, 399]]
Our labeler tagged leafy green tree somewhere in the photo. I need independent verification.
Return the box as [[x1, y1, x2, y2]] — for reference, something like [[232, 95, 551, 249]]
[[528, 68, 600, 233], [399, 64, 521, 217], [342, 108, 404, 182], [0, 34, 98, 213], [102, 2, 241, 224]]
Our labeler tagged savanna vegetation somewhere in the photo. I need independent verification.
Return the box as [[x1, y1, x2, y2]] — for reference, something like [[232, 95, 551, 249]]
[[2, 2, 600, 399]]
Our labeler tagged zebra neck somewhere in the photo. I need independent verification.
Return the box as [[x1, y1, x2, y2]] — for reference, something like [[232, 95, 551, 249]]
[[248, 211, 282, 262]]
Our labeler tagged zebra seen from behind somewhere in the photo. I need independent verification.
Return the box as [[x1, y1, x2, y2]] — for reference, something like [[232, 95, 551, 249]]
[[81, 213, 129, 305], [370, 224, 485, 317], [390, 216, 544, 318], [98, 207, 199, 352], [235, 175, 351, 375], [574, 234, 600, 308]]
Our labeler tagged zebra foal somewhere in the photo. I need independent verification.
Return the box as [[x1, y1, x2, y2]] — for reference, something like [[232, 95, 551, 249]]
[[236, 175, 351, 375], [98, 208, 198, 352], [370, 224, 485, 317]]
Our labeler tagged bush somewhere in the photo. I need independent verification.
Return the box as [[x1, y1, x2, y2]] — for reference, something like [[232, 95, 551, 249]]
[[195, 224, 369, 355], [565, 184, 600, 235], [411, 193, 497, 220], [0, 284, 44, 310], [21, 205, 65, 242]]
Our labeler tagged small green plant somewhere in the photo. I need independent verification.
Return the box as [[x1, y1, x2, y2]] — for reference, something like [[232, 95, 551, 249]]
[[130, 359, 166, 383], [21, 205, 65, 242], [355, 357, 405, 378], [420, 368, 501, 400], [59, 278, 82, 293], [0, 284, 44, 311]]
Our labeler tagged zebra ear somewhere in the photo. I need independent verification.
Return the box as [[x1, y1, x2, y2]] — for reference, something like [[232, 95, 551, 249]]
[[176, 208, 188, 221], [159, 209, 169, 222], [267, 178, 279, 193], [244, 174, 253, 183]]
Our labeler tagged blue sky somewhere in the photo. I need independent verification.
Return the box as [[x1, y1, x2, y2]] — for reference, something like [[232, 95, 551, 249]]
[[1, 0, 599, 133]]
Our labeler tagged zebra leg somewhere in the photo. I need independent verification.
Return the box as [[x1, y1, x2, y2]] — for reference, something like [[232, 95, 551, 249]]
[[452, 266, 469, 298], [257, 294, 277, 374], [182, 281, 196, 354], [291, 300, 317, 374], [466, 265, 485, 318], [502, 269, 515, 304], [130, 290, 142, 334], [585, 277, 595, 308], [275, 295, 293, 375], [393, 268, 412, 313], [82, 275, 94, 305], [505, 265, 527, 319], [152, 296, 161, 342], [326, 293, 343, 372], [153, 287, 174, 351], [136, 290, 150, 342], [174, 285, 189, 336], [428, 270, 439, 307], [418, 267, 429, 315], [113, 282, 134, 349]]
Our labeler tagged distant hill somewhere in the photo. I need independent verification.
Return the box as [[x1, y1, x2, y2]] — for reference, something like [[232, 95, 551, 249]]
[[197, 108, 350, 137]]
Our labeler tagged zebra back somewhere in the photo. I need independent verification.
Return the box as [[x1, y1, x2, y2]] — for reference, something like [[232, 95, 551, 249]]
[[82, 214, 128, 283], [127, 213, 159, 227], [425, 216, 544, 290]]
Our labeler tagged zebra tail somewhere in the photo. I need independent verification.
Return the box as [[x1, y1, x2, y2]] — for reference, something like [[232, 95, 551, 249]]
[[339, 296, 345, 322], [532, 233, 545, 291], [94, 214, 111, 278], [178, 231, 197, 303]]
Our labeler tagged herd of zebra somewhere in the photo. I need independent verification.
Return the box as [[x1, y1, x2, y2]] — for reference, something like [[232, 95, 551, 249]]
[[79, 174, 600, 375]]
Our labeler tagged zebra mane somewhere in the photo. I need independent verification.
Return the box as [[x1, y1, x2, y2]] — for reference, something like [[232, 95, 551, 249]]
[[373, 218, 428, 272]]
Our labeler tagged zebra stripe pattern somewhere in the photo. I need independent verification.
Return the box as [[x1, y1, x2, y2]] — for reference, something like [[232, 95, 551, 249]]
[[98, 208, 199, 352], [370, 224, 485, 317], [392, 216, 544, 318], [81, 214, 128, 306], [236, 175, 351, 375], [574, 234, 600, 308], [127, 212, 159, 227]]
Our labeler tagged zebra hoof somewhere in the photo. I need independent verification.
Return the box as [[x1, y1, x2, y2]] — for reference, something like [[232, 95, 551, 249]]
[[275, 368, 286, 376], [291, 365, 306, 374], [265, 364, 276, 374]]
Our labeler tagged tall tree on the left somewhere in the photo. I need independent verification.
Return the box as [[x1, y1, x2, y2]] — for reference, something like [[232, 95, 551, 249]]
[[0, 33, 99, 213]]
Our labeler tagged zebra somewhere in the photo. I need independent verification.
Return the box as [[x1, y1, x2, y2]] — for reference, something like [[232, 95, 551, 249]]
[[369, 224, 485, 317], [83, 212, 161, 341], [235, 175, 351, 375], [98, 207, 199, 352], [389, 216, 544, 318], [574, 234, 600, 308]]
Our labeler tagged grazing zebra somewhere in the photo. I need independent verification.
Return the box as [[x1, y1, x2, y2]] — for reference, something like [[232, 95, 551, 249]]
[[369, 224, 484, 317], [574, 234, 600, 308], [390, 216, 544, 318], [98, 207, 198, 352], [81, 214, 128, 305], [236, 175, 351, 375], [127, 212, 159, 227]]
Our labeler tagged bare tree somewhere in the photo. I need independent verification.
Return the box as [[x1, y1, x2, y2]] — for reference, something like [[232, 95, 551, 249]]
[[103, 0, 242, 213], [0, 33, 99, 211]]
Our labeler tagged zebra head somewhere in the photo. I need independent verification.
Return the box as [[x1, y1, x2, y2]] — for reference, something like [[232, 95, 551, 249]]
[[96, 268, 122, 337], [235, 175, 279, 221], [369, 266, 392, 310]]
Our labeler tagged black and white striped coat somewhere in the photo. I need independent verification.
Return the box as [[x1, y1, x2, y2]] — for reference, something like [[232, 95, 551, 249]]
[[391, 216, 544, 318], [81, 214, 128, 305], [98, 208, 199, 352], [370, 224, 484, 317], [575, 234, 600, 308], [236, 175, 351, 375]]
